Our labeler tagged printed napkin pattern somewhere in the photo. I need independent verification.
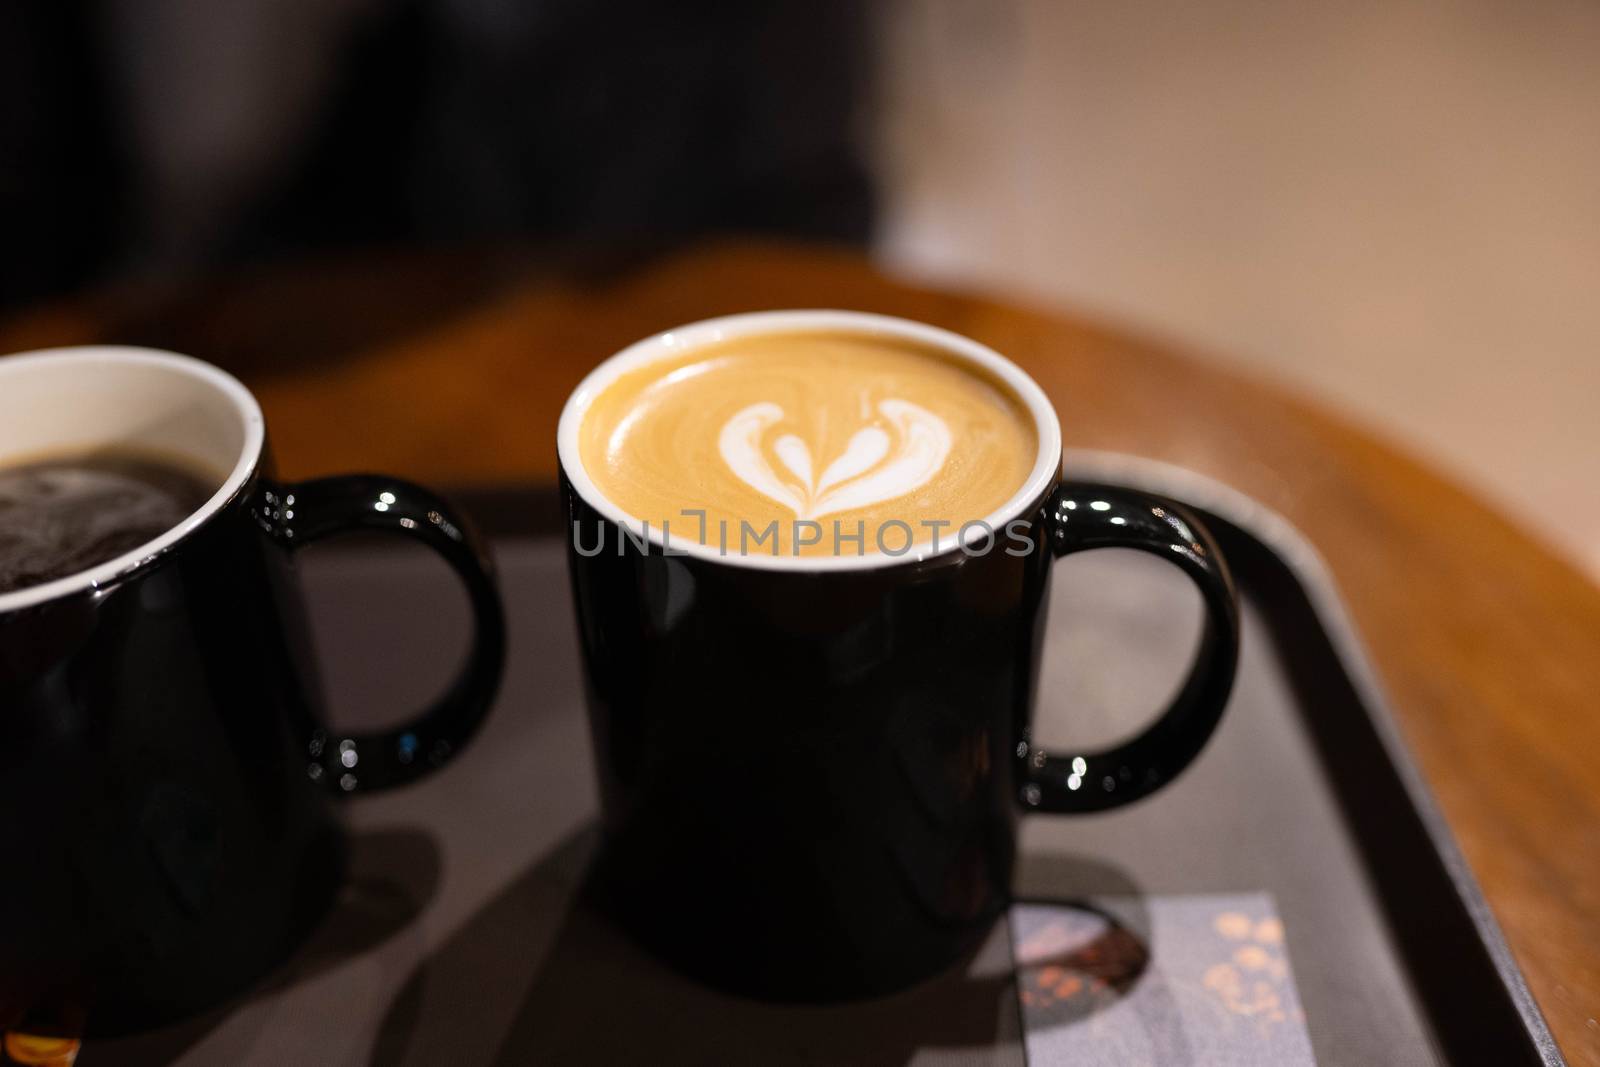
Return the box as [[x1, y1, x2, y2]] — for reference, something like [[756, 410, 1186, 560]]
[[1011, 892, 1315, 1066]]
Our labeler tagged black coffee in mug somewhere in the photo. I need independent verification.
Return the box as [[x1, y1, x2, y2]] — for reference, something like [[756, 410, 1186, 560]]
[[0, 347, 506, 1036], [559, 312, 1241, 1001], [0, 452, 216, 594]]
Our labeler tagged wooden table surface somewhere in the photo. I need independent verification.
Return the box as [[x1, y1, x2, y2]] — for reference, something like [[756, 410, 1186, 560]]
[[4, 240, 1597, 1062]]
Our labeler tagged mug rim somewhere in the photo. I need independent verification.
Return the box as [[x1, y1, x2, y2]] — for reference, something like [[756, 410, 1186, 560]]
[[0, 346, 265, 614], [556, 309, 1065, 572]]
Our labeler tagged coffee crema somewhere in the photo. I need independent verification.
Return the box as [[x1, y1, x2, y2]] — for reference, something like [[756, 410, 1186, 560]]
[[577, 330, 1038, 556], [0, 451, 216, 595]]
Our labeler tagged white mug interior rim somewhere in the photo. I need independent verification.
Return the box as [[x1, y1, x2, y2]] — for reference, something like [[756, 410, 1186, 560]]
[[556, 309, 1064, 572], [0, 347, 265, 613]]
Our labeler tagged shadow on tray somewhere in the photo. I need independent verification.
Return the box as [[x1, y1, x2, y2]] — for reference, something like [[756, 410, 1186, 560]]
[[368, 827, 1151, 1066], [84, 826, 442, 1066]]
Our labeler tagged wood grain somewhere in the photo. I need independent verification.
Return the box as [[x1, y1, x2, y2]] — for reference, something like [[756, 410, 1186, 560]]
[[4, 240, 1597, 1061]]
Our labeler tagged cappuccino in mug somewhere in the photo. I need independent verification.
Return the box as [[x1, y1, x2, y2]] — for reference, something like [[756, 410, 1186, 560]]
[[576, 330, 1037, 555], [560, 310, 1241, 1000]]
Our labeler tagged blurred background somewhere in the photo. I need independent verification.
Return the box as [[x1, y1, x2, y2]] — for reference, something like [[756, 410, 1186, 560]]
[[4, 0, 1597, 577]]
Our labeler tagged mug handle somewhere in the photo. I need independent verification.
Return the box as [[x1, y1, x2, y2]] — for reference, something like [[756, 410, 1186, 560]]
[[279, 474, 507, 793], [1018, 482, 1240, 813]]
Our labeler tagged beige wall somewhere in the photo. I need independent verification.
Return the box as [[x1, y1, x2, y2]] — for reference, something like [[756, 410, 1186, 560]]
[[875, 0, 1600, 580]]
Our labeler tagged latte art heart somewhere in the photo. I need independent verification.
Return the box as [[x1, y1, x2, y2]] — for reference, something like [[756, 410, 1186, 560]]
[[576, 329, 1037, 555], [719, 400, 953, 520]]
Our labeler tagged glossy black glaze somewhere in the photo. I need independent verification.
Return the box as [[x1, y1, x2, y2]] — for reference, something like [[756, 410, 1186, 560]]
[[0, 462, 504, 1036], [563, 471, 1238, 1002], [284, 475, 506, 792], [1021, 483, 1240, 813]]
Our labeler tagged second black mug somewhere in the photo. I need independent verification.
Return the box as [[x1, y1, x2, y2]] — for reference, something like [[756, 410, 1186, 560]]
[[0, 347, 505, 1035], [560, 311, 1241, 1001]]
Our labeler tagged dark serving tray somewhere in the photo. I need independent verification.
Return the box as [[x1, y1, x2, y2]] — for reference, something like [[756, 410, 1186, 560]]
[[83, 454, 1561, 1066]]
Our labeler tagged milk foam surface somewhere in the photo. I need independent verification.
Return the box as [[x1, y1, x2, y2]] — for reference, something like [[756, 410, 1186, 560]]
[[577, 330, 1038, 556]]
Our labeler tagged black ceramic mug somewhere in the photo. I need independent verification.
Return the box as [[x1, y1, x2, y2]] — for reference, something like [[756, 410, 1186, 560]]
[[0, 347, 505, 1035], [559, 311, 1240, 1001]]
